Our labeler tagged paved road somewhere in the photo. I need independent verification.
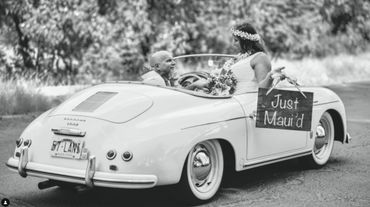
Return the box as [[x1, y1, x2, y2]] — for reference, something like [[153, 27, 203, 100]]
[[0, 82, 369, 207]]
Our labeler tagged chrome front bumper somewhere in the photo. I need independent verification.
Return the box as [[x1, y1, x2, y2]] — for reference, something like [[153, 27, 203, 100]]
[[7, 148, 158, 189], [346, 133, 352, 143]]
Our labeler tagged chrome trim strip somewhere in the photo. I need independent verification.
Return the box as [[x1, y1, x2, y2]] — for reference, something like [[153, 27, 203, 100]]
[[94, 178, 156, 185], [18, 147, 28, 177], [182, 116, 247, 130], [313, 100, 340, 106], [174, 54, 236, 59], [51, 128, 86, 137], [243, 150, 312, 169]]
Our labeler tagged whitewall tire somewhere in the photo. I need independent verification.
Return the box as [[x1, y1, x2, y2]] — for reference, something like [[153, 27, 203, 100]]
[[305, 112, 335, 167], [177, 139, 224, 204]]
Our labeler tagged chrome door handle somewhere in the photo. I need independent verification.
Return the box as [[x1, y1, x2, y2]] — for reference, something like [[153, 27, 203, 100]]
[[248, 111, 257, 119]]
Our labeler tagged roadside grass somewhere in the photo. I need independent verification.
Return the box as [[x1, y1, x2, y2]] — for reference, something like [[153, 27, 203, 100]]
[[1, 52, 369, 116], [272, 52, 370, 86], [0, 79, 65, 116]]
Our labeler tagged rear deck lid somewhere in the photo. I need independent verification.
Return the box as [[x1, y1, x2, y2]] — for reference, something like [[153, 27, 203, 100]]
[[48, 87, 153, 123]]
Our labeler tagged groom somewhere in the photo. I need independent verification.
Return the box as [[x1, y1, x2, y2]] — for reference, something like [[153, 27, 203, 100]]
[[141, 51, 177, 86]]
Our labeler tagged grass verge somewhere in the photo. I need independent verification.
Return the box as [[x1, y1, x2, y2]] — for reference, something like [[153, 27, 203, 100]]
[[0, 80, 65, 116], [272, 52, 370, 86]]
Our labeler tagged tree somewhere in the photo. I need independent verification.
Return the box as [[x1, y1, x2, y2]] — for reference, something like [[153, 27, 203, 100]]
[[0, 0, 369, 84]]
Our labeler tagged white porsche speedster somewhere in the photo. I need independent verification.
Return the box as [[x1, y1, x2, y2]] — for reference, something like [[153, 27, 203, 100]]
[[6, 54, 351, 203]]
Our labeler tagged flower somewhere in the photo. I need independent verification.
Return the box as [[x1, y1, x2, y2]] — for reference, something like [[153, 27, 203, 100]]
[[204, 53, 252, 95], [231, 28, 260, 42], [207, 68, 238, 96]]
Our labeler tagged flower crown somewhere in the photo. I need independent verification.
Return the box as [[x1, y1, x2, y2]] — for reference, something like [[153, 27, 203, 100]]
[[231, 28, 260, 42]]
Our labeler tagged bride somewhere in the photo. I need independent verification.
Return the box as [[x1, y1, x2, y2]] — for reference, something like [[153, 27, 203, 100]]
[[188, 22, 284, 94]]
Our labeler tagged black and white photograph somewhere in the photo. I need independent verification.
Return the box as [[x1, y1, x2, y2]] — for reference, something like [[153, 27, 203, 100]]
[[0, 0, 369, 206]]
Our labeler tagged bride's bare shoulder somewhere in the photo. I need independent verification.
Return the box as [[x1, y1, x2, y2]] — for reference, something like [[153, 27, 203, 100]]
[[251, 52, 270, 67]]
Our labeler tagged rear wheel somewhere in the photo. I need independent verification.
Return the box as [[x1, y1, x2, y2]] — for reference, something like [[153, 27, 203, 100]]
[[303, 112, 335, 168], [177, 140, 224, 204]]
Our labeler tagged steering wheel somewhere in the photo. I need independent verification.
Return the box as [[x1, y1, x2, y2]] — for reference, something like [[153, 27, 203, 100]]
[[177, 71, 210, 88]]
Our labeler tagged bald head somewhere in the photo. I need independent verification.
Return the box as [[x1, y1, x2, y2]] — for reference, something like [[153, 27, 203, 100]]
[[149, 51, 173, 67], [148, 51, 176, 77]]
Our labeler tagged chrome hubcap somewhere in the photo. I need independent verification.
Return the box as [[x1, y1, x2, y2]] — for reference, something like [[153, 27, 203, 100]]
[[316, 124, 326, 138], [314, 120, 331, 158], [191, 144, 212, 187]]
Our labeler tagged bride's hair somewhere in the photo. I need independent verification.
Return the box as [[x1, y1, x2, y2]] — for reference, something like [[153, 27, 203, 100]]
[[233, 22, 267, 54]]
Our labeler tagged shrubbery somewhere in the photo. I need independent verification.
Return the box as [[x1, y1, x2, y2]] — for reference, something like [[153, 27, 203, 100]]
[[0, 0, 369, 85]]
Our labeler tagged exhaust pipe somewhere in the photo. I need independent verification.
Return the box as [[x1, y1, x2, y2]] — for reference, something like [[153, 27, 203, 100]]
[[38, 180, 92, 192], [38, 180, 58, 190]]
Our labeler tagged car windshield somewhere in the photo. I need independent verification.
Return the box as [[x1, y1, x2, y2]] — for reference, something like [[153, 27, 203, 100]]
[[174, 54, 235, 75]]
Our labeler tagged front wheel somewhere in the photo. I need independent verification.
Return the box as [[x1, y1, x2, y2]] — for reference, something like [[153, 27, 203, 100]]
[[303, 112, 335, 168], [177, 140, 224, 204]]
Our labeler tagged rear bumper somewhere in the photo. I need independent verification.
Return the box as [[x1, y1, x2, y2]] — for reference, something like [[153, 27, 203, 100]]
[[6, 150, 157, 189]]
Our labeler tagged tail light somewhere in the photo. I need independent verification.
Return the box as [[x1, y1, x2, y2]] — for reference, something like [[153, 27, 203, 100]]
[[122, 151, 133, 161], [106, 150, 117, 160]]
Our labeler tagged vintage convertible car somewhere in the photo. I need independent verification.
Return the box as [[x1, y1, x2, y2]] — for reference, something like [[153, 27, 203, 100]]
[[6, 54, 351, 203]]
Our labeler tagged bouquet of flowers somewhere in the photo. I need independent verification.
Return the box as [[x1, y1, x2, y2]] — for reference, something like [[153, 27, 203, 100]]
[[207, 68, 238, 96]]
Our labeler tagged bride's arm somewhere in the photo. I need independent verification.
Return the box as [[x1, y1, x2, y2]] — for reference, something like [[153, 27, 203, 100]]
[[251, 53, 273, 88]]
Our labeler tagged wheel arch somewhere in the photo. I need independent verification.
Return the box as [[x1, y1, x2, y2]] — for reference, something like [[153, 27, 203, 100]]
[[327, 109, 345, 143], [218, 139, 236, 172], [218, 139, 237, 185]]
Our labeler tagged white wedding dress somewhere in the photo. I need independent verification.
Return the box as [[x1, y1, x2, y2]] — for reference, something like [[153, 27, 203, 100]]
[[230, 52, 262, 94]]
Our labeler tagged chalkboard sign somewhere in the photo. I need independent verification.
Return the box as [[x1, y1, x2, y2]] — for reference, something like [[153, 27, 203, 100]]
[[256, 88, 313, 131]]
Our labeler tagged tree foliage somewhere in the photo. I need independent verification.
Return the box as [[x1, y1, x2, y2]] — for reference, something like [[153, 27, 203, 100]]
[[0, 0, 369, 84]]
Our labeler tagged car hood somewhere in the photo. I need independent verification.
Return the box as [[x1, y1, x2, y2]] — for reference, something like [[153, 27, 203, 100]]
[[48, 84, 154, 123]]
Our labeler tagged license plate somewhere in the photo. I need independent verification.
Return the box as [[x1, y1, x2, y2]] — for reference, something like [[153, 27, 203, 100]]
[[50, 138, 84, 159]]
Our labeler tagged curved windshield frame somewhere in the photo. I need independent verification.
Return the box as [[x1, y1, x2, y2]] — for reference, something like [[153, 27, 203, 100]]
[[173, 54, 236, 76]]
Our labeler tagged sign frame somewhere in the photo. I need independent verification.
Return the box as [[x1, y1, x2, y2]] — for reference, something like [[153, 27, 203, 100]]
[[256, 88, 314, 131]]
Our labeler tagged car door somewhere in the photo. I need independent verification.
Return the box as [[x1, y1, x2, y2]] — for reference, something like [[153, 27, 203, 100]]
[[233, 92, 309, 161]]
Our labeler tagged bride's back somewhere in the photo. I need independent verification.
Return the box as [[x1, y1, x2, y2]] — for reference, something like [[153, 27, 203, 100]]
[[230, 52, 262, 94]]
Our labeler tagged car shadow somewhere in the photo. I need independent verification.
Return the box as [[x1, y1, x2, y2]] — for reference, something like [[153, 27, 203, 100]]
[[39, 185, 184, 207], [218, 156, 350, 196], [24, 157, 350, 207], [222, 158, 305, 189]]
